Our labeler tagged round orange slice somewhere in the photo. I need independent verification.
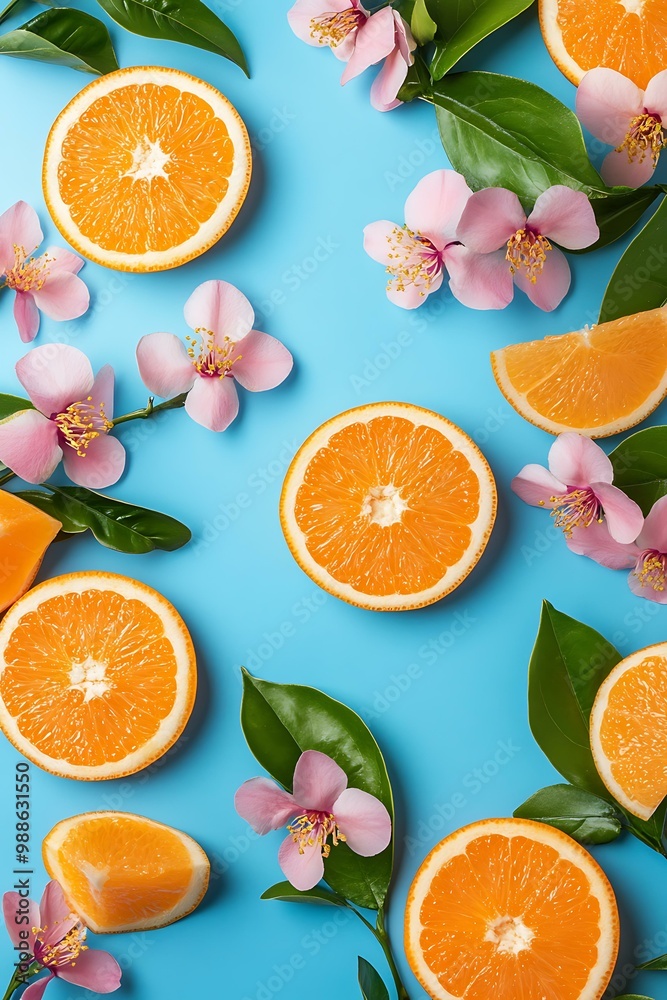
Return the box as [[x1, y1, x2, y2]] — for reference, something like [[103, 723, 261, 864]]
[[0, 491, 61, 614], [280, 402, 496, 611], [43, 66, 252, 272], [540, 0, 667, 88], [405, 817, 619, 1000], [491, 307, 667, 438], [43, 811, 209, 933], [591, 642, 667, 820], [0, 572, 196, 780]]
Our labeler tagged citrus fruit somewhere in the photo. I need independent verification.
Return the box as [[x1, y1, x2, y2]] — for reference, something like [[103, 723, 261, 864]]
[[43, 811, 209, 933], [591, 642, 667, 820], [491, 307, 667, 438], [0, 491, 60, 615], [540, 0, 667, 88], [0, 571, 196, 780], [43, 66, 252, 272], [405, 817, 619, 1000], [280, 402, 496, 611]]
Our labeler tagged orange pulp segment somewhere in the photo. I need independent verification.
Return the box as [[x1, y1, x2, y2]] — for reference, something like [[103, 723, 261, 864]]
[[0, 491, 60, 614]]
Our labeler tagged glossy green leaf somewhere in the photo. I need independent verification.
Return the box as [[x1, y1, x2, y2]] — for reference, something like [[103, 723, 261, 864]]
[[359, 957, 390, 1000], [261, 882, 347, 907], [411, 0, 436, 44], [428, 0, 535, 79], [0, 395, 32, 421], [16, 486, 191, 553], [396, 50, 432, 103], [599, 195, 667, 321], [610, 427, 667, 515], [0, 8, 118, 73], [94, 0, 248, 73], [240, 671, 394, 910], [0, 0, 23, 24], [613, 996, 655, 999], [639, 954, 667, 971], [585, 185, 660, 253], [514, 784, 623, 844]]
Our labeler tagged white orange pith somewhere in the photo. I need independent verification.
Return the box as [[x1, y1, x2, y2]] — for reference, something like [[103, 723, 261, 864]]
[[591, 643, 667, 820], [280, 402, 496, 611], [405, 818, 619, 1000], [43, 67, 252, 272], [43, 812, 210, 934], [0, 572, 196, 780]]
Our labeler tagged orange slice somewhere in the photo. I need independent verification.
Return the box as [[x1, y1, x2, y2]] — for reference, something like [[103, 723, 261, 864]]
[[43, 811, 209, 933], [0, 491, 60, 615], [43, 66, 252, 272], [405, 818, 619, 1000], [491, 307, 667, 438], [280, 402, 496, 611], [591, 642, 667, 820], [0, 572, 196, 780], [540, 0, 667, 88]]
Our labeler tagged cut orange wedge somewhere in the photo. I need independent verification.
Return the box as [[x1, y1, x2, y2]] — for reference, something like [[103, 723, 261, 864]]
[[43, 811, 209, 933], [0, 572, 196, 779], [591, 642, 667, 820], [491, 307, 667, 437], [540, 0, 667, 88], [405, 818, 619, 1000], [43, 66, 252, 272], [280, 402, 496, 611], [0, 491, 60, 615]]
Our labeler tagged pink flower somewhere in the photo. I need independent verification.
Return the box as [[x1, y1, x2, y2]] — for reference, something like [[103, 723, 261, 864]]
[[136, 280, 293, 433], [235, 750, 392, 891], [576, 67, 667, 187], [0, 344, 124, 488], [455, 185, 600, 311], [0, 201, 89, 343], [512, 433, 643, 555], [628, 495, 667, 602], [288, 0, 368, 60], [2, 880, 121, 1000]]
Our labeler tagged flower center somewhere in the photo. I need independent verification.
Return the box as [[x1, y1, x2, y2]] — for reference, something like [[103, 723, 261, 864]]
[[33, 921, 88, 969], [69, 657, 111, 702], [384, 225, 443, 295], [634, 549, 667, 593], [287, 811, 346, 859], [546, 487, 602, 537], [54, 397, 112, 457], [485, 915, 534, 956], [362, 484, 407, 527], [310, 8, 366, 46], [616, 112, 664, 167], [506, 228, 552, 283], [4, 244, 52, 293], [186, 329, 242, 379]]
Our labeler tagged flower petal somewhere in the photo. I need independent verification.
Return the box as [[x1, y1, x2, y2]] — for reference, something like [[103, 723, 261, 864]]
[[136, 333, 196, 398], [511, 464, 567, 506], [528, 186, 599, 249], [341, 6, 396, 83], [56, 950, 121, 993], [89, 364, 115, 421], [370, 46, 409, 113], [183, 280, 254, 344], [32, 270, 89, 322], [16, 343, 94, 416], [333, 788, 391, 856], [21, 974, 53, 1000], [386, 269, 443, 309], [637, 494, 667, 552], [231, 331, 293, 391], [575, 67, 644, 145], [0, 201, 42, 274], [629, 559, 667, 603], [43, 246, 84, 276], [184, 375, 239, 432], [363, 220, 398, 265], [61, 434, 126, 489], [600, 147, 656, 187], [14, 292, 40, 344], [446, 245, 514, 310], [38, 882, 79, 948], [287, 0, 355, 46], [644, 68, 667, 118], [548, 432, 612, 486], [0, 410, 61, 484], [278, 834, 325, 891], [292, 750, 348, 812], [3, 892, 39, 950], [456, 188, 525, 253], [234, 777, 297, 834], [513, 245, 571, 312], [404, 170, 472, 248], [567, 520, 639, 569], [592, 482, 644, 543]]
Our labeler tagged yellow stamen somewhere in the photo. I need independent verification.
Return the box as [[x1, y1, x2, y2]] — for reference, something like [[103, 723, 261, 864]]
[[310, 8, 364, 46], [506, 229, 552, 283], [635, 552, 667, 592], [616, 113, 664, 168], [33, 922, 88, 969], [549, 488, 602, 537], [384, 225, 441, 295], [287, 812, 347, 858], [55, 397, 112, 457], [186, 328, 242, 378], [5, 245, 52, 293]]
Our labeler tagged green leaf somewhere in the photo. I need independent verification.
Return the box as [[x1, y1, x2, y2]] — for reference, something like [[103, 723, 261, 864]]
[[610, 426, 667, 515], [94, 0, 248, 73], [428, 0, 535, 79], [411, 0, 436, 44], [0, 0, 24, 24], [639, 954, 667, 970], [0, 395, 32, 421], [586, 185, 660, 253], [358, 957, 390, 1000], [261, 882, 348, 907], [613, 996, 656, 999], [514, 784, 623, 844], [0, 8, 118, 73], [16, 486, 191, 553], [396, 50, 432, 103], [599, 195, 667, 322], [240, 671, 394, 910]]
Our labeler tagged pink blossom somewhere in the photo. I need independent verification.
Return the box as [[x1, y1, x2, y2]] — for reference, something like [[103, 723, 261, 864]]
[[136, 280, 293, 433], [455, 185, 599, 311], [576, 67, 667, 187], [2, 881, 120, 1000], [512, 433, 643, 555], [288, 0, 368, 60], [581, 495, 667, 602], [0, 344, 124, 488], [0, 201, 89, 343], [235, 750, 391, 891]]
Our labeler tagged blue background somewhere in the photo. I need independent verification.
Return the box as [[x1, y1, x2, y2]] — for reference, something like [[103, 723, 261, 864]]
[[1, 3, 666, 998]]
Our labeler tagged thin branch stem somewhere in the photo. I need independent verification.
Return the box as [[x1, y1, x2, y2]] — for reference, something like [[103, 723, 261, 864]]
[[346, 903, 410, 999], [111, 393, 187, 427]]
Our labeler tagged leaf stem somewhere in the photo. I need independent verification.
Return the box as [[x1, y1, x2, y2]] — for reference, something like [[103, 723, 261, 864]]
[[111, 393, 187, 426], [0, 470, 16, 487], [2, 963, 41, 1000], [347, 904, 410, 999]]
